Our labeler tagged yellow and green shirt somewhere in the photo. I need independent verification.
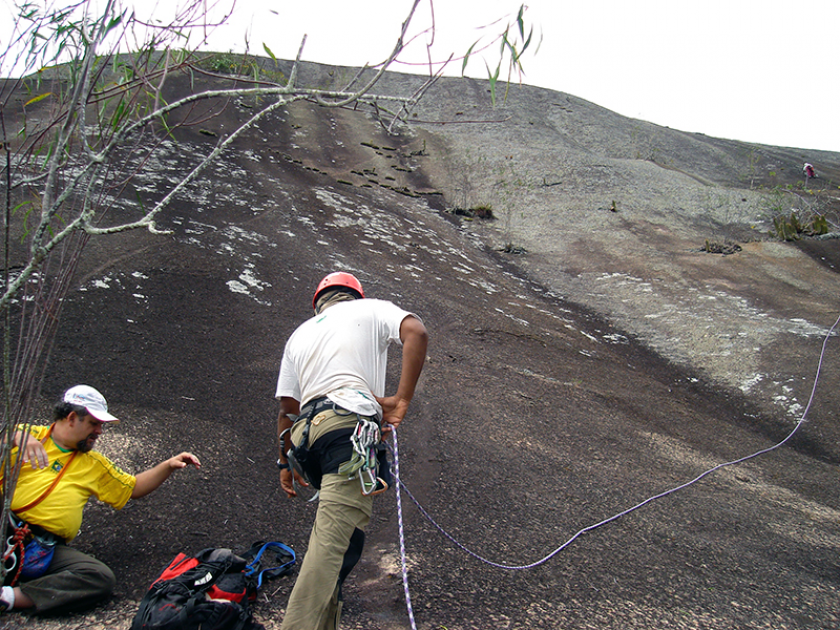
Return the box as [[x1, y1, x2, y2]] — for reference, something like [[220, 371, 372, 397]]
[[8, 425, 136, 541]]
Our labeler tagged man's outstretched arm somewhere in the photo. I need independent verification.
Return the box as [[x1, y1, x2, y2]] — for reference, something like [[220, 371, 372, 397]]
[[132, 452, 201, 499]]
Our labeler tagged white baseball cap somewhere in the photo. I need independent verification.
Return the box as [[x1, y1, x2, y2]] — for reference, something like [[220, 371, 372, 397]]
[[63, 385, 119, 422]]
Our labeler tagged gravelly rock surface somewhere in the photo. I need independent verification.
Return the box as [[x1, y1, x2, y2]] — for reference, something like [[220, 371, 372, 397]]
[[2, 60, 840, 630]]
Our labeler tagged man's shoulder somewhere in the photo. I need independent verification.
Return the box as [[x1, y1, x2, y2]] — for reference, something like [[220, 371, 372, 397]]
[[85, 449, 117, 467], [361, 298, 396, 306], [338, 298, 409, 320], [330, 298, 390, 309], [299, 298, 390, 321], [352, 298, 403, 312], [18, 424, 50, 438], [292, 299, 409, 333], [85, 450, 135, 480]]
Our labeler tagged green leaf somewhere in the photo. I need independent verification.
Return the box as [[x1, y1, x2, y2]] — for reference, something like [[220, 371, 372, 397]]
[[522, 26, 533, 53], [502, 34, 520, 66], [485, 60, 500, 107], [263, 43, 277, 63], [111, 99, 128, 132], [462, 41, 477, 75], [11, 200, 34, 216], [490, 61, 501, 82], [104, 14, 123, 37], [24, 92, 52, 107]]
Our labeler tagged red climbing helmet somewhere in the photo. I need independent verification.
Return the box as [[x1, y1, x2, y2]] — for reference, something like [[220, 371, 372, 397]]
[[312, 272, 365, 310]]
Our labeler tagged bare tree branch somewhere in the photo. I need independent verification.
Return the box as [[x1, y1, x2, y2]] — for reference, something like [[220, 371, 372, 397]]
[[0, 0, 539, 582]]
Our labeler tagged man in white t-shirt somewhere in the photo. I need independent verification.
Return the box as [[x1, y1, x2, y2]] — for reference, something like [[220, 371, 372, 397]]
[[275, 271, 428, 630]]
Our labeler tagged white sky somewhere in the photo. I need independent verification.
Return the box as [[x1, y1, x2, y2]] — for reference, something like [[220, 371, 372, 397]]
[[196, 0, 839, 153], [3, 0, 838, 152]]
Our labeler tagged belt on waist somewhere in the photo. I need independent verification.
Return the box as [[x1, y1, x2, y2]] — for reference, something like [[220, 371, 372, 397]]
[[298, 396, 337, 420], [10, 516, 65, 545], [297, 396, 379, 426]]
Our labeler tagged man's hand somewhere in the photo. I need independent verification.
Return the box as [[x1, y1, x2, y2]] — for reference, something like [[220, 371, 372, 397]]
[[132, 451, 201, 499], [375, 395, 411, 429], [167, 452, 201, 470], [19, 433, 49, 470], [280, 468, 309, 498]]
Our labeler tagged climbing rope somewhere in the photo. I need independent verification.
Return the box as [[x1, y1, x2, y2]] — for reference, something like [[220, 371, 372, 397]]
[[391, 312, 839, 625], [392, 426, 417, 630], [2, 515, 28, 587]]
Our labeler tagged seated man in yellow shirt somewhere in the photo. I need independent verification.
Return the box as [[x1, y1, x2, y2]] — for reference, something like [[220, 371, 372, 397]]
[[0, 385, 201, 615]]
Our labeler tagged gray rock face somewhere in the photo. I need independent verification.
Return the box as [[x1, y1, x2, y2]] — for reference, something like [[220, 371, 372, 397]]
[[6, 60, 840, 629]]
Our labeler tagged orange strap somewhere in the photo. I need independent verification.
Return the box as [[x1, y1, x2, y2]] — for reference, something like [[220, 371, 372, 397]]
[[13, 425, 78, 515]]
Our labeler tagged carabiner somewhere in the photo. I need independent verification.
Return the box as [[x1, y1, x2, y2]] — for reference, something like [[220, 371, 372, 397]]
[[3, 539, 17, 572], [359, 468, 388, 496]]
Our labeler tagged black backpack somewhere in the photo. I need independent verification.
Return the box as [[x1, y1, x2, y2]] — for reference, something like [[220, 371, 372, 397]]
[[131, 543, 296, 630]]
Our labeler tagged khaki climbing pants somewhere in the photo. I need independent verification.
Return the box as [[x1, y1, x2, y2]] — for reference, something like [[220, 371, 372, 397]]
[[282, 410, 375, 630]]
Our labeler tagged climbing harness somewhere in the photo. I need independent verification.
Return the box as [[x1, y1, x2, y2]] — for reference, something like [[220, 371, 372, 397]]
[[285, 397, 342, 490], [288, 397, 388, 496], [338, 418, 388, 495], [242, 541, 297, 589], [2, 514, 27, 585], [2, 425, 72, 585]]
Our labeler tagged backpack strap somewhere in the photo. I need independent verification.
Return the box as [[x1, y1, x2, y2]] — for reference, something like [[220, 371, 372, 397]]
[[14, 426, 78, 516], [243, 542, 296, 589]]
